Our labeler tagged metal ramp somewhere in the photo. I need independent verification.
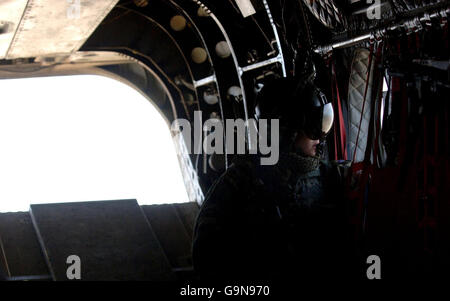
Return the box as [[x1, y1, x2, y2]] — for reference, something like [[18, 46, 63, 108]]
[[0, 212, 50, 281], [0, 199, 199, 281]]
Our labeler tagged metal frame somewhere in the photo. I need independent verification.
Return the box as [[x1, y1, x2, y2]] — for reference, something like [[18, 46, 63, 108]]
[[192, 0, 286, 153], [314, 6, 450, 54]]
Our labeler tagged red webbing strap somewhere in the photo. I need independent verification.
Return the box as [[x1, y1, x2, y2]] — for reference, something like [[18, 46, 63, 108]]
[[359, 42, 387, 236], [431, 112, 439, 212], [445, 100, 449, 182], [417, 114, 428, 230], [418, 114, 437, 252], [333, 119, 339, 160], [371, 42, 385, 167], [372, 96, 381, 166], [346, 42, 380, 239], [419, 100, 439, 252], [415, 32, 420, 55], [327, 56, 339, 160], [432, 113, 439, 199], [360, 48, 382, 175], [352, 42, 374, 164], [424, 116, 428, 200], [373, 75, 386, 166], [331, 62, 348, 160], [331, 68, 339, 161], [398, 80, 409, 167], [434, 113, 439, 166], [358, 48, 382, 224]]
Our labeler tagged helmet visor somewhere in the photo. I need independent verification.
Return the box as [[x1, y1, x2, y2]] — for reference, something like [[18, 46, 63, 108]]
[[303, 102, 334, 140]]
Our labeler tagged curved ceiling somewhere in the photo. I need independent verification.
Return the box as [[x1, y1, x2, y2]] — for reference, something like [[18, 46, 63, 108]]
[[0, 0, 448, 199]]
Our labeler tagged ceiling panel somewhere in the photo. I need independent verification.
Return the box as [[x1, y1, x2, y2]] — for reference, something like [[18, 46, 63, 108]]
[[0, 0, 29, 59], [3, 0, 119, 60]]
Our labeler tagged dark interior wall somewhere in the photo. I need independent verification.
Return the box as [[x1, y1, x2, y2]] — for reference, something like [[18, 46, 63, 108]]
[[0, 201, 199, 281]]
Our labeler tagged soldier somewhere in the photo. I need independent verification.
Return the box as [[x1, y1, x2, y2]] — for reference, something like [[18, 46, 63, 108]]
[[192, 77, 350, 281]]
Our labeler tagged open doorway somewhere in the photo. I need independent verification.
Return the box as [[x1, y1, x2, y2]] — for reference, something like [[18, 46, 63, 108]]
[[0, 75, 189, 212]]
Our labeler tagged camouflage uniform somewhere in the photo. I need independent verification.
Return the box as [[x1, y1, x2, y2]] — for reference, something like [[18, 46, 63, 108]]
[[192, 152, 349, 281]]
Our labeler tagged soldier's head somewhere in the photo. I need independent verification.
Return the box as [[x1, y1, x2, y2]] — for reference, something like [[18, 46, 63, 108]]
[[254, 77, 334, 157]]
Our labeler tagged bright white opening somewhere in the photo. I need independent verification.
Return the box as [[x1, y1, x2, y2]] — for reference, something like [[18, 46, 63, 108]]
[[0, 75, 189, 213], [381, 77, 389, 127], [383, 77, 388, 92]]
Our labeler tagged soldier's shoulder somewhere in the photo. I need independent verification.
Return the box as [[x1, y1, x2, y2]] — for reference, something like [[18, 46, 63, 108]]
[[320, 159, 352, 173], [225, 155, 258, 178], [198, 155, 261, 216], [203, 155, 259, 196], [320, 159, 352, 186]]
